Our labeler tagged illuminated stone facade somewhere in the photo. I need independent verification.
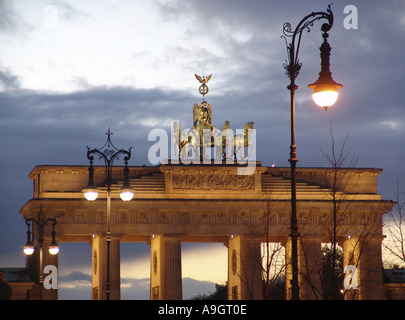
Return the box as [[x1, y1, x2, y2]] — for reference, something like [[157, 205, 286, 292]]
[[20, 162, 394, 300]]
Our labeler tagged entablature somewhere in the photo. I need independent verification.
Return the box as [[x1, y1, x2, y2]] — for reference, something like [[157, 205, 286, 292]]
[[26, 163, 385, 202]]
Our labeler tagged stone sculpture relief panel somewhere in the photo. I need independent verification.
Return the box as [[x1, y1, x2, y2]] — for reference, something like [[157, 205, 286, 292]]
[[172, 175, 255, 191]]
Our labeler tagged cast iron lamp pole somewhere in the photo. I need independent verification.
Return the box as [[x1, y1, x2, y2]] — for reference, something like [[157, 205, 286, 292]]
[[83, 129, 133, 300], [282, 5, 342, 300], [23, 206, 59, 300]]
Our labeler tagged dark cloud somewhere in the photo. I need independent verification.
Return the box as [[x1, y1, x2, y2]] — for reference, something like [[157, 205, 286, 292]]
[[0, 0, 21, 32], [58, 272, 216, 299], [0, 0, 31, 36], [1, 0, 405, 297], [0, 68, 20, 90], [0, 85, 190, 263], [59, 271, 92, 283], [183, 277, 216, 300]]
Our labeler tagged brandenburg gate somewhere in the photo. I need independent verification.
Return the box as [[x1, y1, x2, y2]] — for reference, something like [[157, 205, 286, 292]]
[[19, 75, 394, 300]]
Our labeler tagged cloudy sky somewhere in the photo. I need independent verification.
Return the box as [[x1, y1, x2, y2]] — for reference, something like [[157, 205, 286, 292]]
[[1, 0, 404, 299]]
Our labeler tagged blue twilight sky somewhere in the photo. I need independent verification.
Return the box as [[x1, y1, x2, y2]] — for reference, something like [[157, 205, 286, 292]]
[[0, 0, 404, 299]]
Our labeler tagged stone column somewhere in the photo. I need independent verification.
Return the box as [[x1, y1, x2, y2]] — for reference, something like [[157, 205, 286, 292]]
[[227, 236, 262, 300], [343, 236, 383, 300], [299, 239, 322, 300], [285, 238, 322, 300], [150, 235, 182, 300], [41, 240, 59, 300], [342, 236, 360, 300], [360, 238, 383, 300], [285, 239, 293, 300], [91, 234, 121, 300]]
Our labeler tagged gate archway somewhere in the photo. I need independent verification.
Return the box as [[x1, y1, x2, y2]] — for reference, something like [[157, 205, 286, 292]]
[[20, 163, 394, 300]]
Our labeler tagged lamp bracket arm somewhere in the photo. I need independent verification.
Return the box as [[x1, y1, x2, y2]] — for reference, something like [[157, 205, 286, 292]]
[[282, 4, 334, 81]]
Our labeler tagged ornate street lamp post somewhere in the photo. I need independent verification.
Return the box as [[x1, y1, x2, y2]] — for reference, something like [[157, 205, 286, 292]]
[[82, 129, 133, 300], [282, 5, 342, 300], [23, 206, 59, 300]]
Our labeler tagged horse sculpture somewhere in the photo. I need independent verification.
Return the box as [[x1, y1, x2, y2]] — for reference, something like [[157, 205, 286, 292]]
[[173, 120, 255, 162], [216, 120, 231, 160], [234, 121, 255, 160], [172, 121, 199, 160], [172, 74, 255, 162]]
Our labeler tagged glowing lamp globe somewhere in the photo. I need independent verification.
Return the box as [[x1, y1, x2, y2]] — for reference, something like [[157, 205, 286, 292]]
[[48, 245, 60, 255], [23, 245, 35, 256], [83, 188, 99, 201], [120, 187, 134, 201], [309, 83, 340, 110]]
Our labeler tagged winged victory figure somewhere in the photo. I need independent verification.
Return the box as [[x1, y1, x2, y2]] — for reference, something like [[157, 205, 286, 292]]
[[195, 73, 212, 84]]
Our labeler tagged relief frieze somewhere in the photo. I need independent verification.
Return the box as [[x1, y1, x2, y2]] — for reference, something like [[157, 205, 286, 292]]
[[236, 211, 250, 224], [117, 211, 129, 224], [43, 207, 376, 229], [177, 211, 190, 224], [74, 210, 88, 224], [215, 212, 230, 224], [197, 212, 211, 224], [172, 174, 255, 191], [95, 211, 106, 224], [158, 211, 170, 224], [137, 210, 151, 224]]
